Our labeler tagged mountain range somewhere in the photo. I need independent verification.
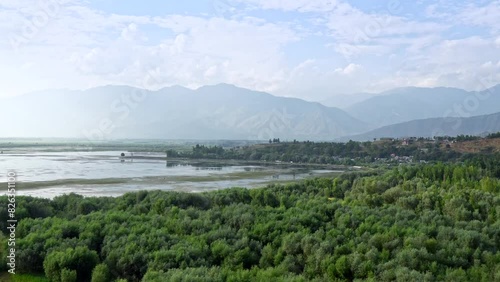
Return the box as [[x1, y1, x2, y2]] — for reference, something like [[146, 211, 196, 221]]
[[1, 84, 499, 140], [0, 84, 368, 140], [344, 112, 500, 141], [344, 85, 500, 126]]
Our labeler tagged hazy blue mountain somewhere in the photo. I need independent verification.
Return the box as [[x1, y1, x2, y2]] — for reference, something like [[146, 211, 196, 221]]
[[343, 112, 500, 141], [346, 85, 500, 127], [321, 92, 378, 109], [0, 84, 370, 140]]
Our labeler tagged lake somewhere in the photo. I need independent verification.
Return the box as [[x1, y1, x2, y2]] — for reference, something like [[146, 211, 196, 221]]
[[0, 151, 344, 198]]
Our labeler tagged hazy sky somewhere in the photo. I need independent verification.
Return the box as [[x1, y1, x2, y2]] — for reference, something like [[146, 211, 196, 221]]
[[1, 0, 499, 101]]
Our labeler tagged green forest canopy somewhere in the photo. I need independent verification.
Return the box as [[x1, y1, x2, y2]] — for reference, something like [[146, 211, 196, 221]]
[[1, 154, 499, 281]]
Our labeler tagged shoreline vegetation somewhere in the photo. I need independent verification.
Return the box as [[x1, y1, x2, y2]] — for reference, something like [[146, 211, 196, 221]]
[[0, 134, 499, 281], [2, 133, 499, 166], [0, 154, 498, 281]]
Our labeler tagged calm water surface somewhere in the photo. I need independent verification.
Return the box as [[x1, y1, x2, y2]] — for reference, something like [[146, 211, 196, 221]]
[[0, 151, 340, 198]]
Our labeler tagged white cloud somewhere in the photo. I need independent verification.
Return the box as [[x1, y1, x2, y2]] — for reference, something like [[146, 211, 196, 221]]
[[145, 16, 298, 91], [369, 35, 500, 92], [325, 5, 445, 43], [274, 60, 372, 100], [234, 0, 339, 12], [237, 0, 447, 45], [457, 1, 500, 31], [334, 63, 362, 75], [121, 23, 146, 41], [481, 61, 495, 69], [0, 2, 300, 95], [204, 65, 218, 78], [332, 43, 393, 58], [0, 0, 499, 100]]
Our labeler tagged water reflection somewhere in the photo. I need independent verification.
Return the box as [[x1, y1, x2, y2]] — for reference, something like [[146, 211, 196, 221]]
[[195, 167, 223, 171], [0, 151, 343, 198]]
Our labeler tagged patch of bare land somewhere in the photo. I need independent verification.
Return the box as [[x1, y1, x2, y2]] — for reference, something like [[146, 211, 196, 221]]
[[450, 138, 500, 154]]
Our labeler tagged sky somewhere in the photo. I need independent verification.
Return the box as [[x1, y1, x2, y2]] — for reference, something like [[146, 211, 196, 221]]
[[0, 0, 499, 101]]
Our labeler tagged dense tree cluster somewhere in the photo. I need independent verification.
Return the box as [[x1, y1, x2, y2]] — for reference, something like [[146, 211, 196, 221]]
[[487, 132, 500, 139], [1, 154, 499, 281], [454, 135, 482, 142], [170, 139, 467, 165]]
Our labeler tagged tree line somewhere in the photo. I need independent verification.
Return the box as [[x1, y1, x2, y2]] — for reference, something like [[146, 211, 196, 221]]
[[168, 139, 467, 165]]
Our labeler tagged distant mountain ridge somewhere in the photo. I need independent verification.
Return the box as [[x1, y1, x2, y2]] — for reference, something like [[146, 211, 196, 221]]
[[344, 112, 500, 141], [345, 85, 500, 127], [3, 83, 500, 141], [1, 84, 370, 140]]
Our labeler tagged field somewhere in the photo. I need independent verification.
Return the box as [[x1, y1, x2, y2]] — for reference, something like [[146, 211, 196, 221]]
[[450, 138, 500, 153]]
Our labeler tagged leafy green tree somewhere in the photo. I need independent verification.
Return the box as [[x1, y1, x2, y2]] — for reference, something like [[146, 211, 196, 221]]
[[91, 263, 110, 282], [61, 268, 77, 282], [44, 247, 99, 282]]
